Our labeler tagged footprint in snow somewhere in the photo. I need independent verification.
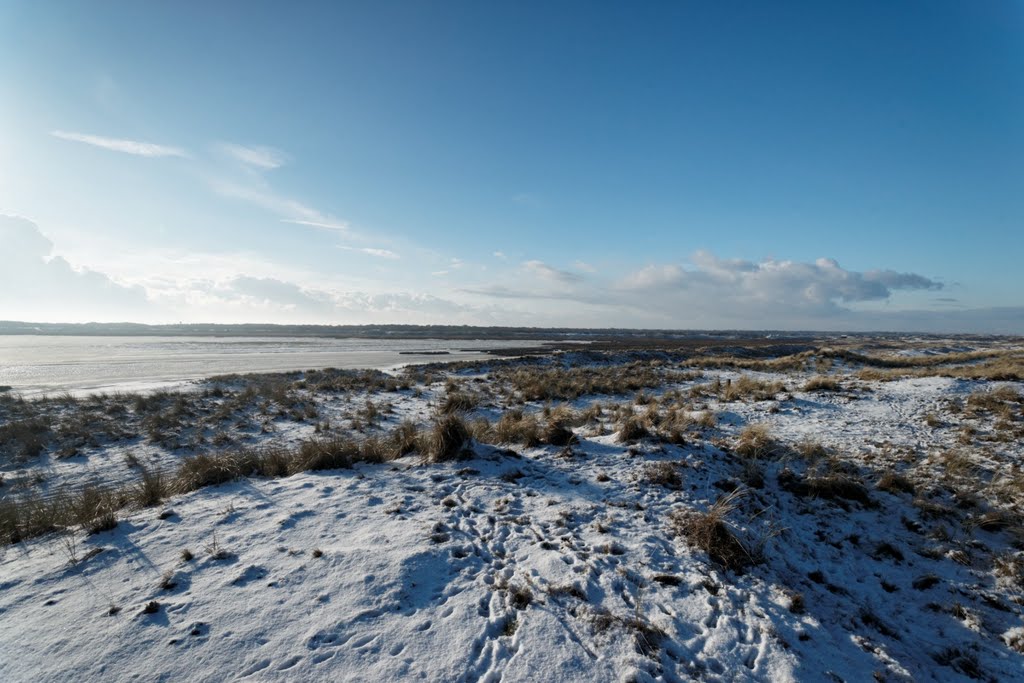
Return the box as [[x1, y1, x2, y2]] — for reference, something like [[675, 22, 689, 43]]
[[240, 659, 272, 678], [277, 510, 315, 529], [306, 629, 350, 650], [231, 565, 269, 587], [277, 655, 302, 671], [349, 632, 379, 650]]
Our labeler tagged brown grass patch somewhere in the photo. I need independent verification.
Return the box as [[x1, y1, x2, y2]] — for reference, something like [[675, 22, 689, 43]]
[[876, 470, 916, 495], [802, 376, 840, 392], [719, 376, 785, 402], [617, 415, 650, 443], [420, 415, 472, 463], [669, 489, 754, 572], [734, 424, 785, 459], [641, 462, 682, 489], [492, 409, 541, 447]]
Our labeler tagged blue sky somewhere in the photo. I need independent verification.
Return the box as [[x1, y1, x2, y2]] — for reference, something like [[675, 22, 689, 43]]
[[1, 1, 1022, 331]]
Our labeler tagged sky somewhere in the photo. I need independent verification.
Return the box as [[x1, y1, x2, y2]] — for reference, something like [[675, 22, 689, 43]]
[[1, 1, 1022, 332]]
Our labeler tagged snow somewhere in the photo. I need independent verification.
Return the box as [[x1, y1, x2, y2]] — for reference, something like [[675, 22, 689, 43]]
[[0, 449, 800, 682], [1, 352, 1023, 681]]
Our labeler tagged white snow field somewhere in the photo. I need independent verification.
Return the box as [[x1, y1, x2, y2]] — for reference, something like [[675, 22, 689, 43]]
[[1, 344, 1022, 682]]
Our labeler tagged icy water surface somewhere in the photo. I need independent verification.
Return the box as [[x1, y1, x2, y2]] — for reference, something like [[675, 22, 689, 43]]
[[0, 335, 547, 396]]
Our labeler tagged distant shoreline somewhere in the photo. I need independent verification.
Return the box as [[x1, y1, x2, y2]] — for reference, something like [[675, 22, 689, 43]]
[[1, 320, 1016, 343]]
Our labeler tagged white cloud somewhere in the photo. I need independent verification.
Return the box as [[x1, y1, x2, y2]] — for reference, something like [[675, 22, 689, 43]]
[[362, 248, 399, 259], [226, 275, 334, 313], [51, 130, 188, 158], [208, 278, 478, 324], [10, 215, 1008, 332], [863, 268, 942, 291], [205, 178, 351, 235], [338, 246, 400, 259], [613, 252, 942, 322], [462, 250, 951, 329], [281, 218, 352, 232], [522, 260, 583, 283], [217, 142, 288, 170], [0, 215, 488, 324], [460, 285, 601, 303], [493, 251, 507, 260], [619, 264, 684, 290], [209, 179, 309, 218], [573, 260, 597, 273], [0, 214, 152, 321]]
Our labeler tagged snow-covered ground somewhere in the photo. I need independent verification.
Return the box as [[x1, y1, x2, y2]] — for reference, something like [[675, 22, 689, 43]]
[[1, 348, 1022, 681]]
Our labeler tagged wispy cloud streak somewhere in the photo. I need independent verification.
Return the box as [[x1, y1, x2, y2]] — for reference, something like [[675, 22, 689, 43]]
[[281, 218, 351, 232], [218, 142, 287, 170], [523, 260, 582, 283], [339, 246, 400, 259], [51, 130, 188, 158]]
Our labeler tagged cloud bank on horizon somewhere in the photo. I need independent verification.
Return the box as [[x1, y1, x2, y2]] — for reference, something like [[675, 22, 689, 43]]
[[3, 213, 1018, 334], [1, 4, 1020, 333]]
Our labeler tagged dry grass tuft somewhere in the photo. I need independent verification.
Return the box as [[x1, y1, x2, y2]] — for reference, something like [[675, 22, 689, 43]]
[[970, 509, 1022, 533], [734, 424, 785, 459], [542, 420, 577, 447], [492, 409, 541, 447], [255, 447, 293, 478], [794, 439, 828, 461], [439, 391, 478, 415], [292, 438, 362, 473], [617, 415, 650, 443], [0, 417, 51, 462], [876, 470, 916, 495], [135, 467, 169, 507], [802, 375, 841, 392], [938, 450, 979, 480], [421, 415, 472, 463], [670, 489, 754, 572], [621, 615, 666, 658], [176, 452, 249, 492], [719, 375, 785, 402], [641, 462, 682, 489], [779, 468, 872, 507], [74, 486, 123, 534], [967, 386, 1022, 412], [391, 420, 421, 457]]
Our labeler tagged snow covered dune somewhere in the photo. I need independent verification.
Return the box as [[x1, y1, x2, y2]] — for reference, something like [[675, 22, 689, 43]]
[[1, 344, 1022, 681]]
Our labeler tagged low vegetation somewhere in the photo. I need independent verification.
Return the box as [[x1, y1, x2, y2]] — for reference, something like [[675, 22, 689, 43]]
[[2, 336, 1024, 680], [0, 414, 464, 544], [734, 424, 786, 459], [420, 415, 472, 463], [486, 357, 699, 402], [802, 375, 841, 392], [670, 489, 754, 572]]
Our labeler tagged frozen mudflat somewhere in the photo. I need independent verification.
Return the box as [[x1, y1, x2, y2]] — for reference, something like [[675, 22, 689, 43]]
[[0, 335, 549, 397], [1, 343, 1022, 681]]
